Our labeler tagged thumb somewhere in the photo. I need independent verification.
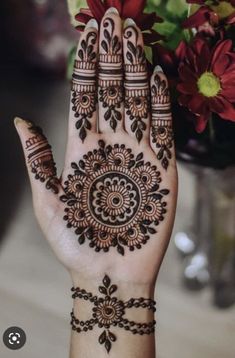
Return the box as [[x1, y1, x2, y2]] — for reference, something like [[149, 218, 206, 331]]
[[14, 117, 61, 199]]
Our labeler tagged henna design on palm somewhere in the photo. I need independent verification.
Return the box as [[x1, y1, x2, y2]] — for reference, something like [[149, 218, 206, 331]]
[[60, 140, 169, 256], [98, 17, 123, 131], [124, 26, 150, 142], [26, 125, 60, 194], [71, 275, 156, 353], [71, 31, 97, 141], [151, 74, 173, 170]]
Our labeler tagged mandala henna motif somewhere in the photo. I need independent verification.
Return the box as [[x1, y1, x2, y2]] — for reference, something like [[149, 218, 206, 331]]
[[98, 17, 123, 131], [151, 73, 173, 170], [26, 125, 60, 194], [124, 26, 150, 142], [72, 31, 97, 141], [60, 140, 169, 255], [70, 275, 156, 353]]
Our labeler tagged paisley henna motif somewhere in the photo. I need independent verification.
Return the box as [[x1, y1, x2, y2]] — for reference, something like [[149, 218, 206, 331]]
[[60, 141, 169, 255], [124, 26, 150, 142], [151, 73, 173, 170], [72, 31, 97, 141], [71, 275, 156, 353]]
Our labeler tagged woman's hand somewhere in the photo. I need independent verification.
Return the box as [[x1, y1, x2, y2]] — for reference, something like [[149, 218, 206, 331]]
[[15, 8, 177, 357]]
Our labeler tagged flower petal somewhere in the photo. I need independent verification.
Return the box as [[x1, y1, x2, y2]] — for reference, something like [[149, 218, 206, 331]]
[[195, 113, 209, 133], [75, 12, 92, 24], [177, 82, 198, 95], [87, 0, 106, 22], [214, 96, 235, 121], [221, 85, 235, 101], [136, 12, 163, 30], [227, 12, 235, 24], [187, 93, 206, 114], [211, 40, 233, 75], [182, 7, 212, 29], [105, 0, 122, 14], [122, 0, 145, 19]]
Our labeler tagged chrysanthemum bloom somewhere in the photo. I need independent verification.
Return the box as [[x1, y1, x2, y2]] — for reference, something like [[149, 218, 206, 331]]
[[177, 38, 235, 132], [75, 0, 163, 45], [183, 0, 235, 30]]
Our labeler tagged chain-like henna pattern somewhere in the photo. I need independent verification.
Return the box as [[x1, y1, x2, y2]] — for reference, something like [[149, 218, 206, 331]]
[[60, 140, 169, 255], [26, 125, 60, 194], [124, 26, 150, 142], [72, 31, 97, 141], [70, 275, 156, 353], [151, 74, 173, 170], [98, 18, 123, 131]]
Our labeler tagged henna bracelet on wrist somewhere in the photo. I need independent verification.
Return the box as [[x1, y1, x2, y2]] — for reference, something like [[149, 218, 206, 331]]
[[70, 275, 156, 353]]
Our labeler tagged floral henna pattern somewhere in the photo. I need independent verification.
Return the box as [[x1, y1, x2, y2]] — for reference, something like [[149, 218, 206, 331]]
[[26, 125, 60, 194], [60, 140, 169, 255], [151, 74, 173, 170], [70, 275, 156, 353], [124, 26, 150, 142], [72, 31, 97, 141], [98, 18, 123, 131]]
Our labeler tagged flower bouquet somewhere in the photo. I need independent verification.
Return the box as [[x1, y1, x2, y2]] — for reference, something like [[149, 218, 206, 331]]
[[67, 0, 235, 306], [68, 0, 235, 169]]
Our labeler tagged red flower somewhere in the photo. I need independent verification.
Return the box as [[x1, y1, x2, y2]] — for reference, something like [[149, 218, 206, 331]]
[[75, 0, 163, 45], [177, 38, 235, 132], [183, 1, 235, 30]]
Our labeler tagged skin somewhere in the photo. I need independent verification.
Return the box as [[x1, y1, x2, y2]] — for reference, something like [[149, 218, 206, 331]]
[[14, 8, 178, 358]]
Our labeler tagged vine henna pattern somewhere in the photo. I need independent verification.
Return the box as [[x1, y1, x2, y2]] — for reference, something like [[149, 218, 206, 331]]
[[26, 125, 60, 194], [60, 140, 169, 255], [124, 26, 150, 142], [98, 17, 123, 131], [71, 31, 97, 141], [71, 275, 156, 353], [151, 74, 173, 170]]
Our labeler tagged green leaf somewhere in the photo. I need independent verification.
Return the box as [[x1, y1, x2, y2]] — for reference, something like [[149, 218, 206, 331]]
[[166, 0, 189, 17], [144, 45, 153, 64]]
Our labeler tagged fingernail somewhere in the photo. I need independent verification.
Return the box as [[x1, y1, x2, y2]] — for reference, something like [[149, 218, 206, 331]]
[[14, 117, 32, 127], [85, 19, 98, 30], [154, 65, 164, 73], [124, 18, 136, 28], [105, 7, 119, 15], [14, 117, 25, 127]]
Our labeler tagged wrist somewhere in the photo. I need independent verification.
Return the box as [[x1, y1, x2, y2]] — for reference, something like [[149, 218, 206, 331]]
[[69, 271, 155, 300], [69, 273, 156, 355]]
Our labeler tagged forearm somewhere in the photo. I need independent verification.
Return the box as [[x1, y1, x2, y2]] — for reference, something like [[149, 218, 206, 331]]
[[69, 275, 156, 358]]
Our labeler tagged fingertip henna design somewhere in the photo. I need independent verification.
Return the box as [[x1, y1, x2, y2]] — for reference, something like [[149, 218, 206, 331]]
[[124, 26, 150, 142], [60, 141, 169, 255], [99, 18, 123, 131], [72, 31, 98, 141], [151, 74, 173, 170], [71, 275, 156, 353], [26, 125, 60, 194]]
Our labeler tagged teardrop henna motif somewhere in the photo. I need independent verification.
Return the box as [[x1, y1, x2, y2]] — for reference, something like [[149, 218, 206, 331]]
[[70, 275, 156, 353], [60, 141, 169, 255]]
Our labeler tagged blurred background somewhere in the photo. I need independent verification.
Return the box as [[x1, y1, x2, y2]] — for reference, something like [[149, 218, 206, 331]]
[[0, 0, 234, 357]]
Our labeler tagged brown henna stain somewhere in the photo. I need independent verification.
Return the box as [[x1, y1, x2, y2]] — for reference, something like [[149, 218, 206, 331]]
[[70, 275, 156, 353], [60, 140, 169, 255]]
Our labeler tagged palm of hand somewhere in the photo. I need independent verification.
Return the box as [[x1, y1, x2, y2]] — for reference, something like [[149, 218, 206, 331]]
[[16, 11, 177, 285]]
